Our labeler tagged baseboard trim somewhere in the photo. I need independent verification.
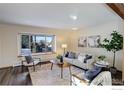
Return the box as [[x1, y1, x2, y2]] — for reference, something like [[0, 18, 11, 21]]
[[0, 66, 13, 70]]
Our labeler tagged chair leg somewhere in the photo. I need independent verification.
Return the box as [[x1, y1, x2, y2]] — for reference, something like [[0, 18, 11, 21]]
[[51, 63, 53, 70], [40, 62, 42, 67], [33, 62, 35, 71], [33, 65, 35, 71], [21, 61, 24, 72], [61, 64, 63, 79]]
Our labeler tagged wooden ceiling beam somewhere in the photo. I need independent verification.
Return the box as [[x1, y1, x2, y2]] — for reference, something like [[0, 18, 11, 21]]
[[107, 3, 124, 20]]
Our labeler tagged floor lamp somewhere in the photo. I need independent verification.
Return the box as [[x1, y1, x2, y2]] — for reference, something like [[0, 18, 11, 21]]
[[61, 44, 67, 55]]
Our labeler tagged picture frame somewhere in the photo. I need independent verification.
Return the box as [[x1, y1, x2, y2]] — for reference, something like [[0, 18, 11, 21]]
[[78, 36, 87, 47], [87, 35, 100, 48]]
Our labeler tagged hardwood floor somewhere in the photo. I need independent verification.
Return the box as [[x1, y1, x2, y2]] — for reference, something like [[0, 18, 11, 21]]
[[0, 66, 32, 85]]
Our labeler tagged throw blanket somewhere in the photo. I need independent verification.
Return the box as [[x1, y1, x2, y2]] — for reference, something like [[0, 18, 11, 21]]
[[90, 71, 112, 85]]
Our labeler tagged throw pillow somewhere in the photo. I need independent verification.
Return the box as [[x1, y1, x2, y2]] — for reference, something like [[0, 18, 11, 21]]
[[65, 51, 69, 57], [78, 54, 86, 62], [84, 55, 92, 63], [68, 52, 76, 59], [85, 66, 102, 81]]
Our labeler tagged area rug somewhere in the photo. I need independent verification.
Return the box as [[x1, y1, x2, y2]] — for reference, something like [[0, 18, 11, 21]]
[[28, 63, 72, 85], [28, 63, 123, 85]]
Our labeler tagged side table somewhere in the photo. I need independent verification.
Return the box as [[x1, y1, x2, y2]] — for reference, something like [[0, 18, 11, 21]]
[[50, 59, 72, 80]]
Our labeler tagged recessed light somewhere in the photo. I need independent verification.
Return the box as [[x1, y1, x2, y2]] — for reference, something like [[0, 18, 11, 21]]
[[70, 15, 77, 20], [72, 28, 78, 30]]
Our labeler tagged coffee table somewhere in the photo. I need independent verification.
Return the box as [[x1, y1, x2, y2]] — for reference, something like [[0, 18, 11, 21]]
[[50, 59, 71, 79]]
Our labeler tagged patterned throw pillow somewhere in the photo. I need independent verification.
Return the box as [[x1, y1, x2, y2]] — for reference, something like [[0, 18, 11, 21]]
[[77, 55, 86, 62], [84, 55, 92, 63], [85, 66, 102, 81], [68, 52, 76, 59]]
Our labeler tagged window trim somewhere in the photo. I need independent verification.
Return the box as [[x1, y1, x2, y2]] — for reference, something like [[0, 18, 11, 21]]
[[18, 33, 56, 55]]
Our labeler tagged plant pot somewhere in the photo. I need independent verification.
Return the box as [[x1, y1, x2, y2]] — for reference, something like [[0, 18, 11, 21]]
[[60, 56, 63, 63], [110, 67, 117, 75]]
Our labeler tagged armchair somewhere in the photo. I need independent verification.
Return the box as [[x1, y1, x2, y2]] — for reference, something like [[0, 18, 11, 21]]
[[21, 49, 42, 71]]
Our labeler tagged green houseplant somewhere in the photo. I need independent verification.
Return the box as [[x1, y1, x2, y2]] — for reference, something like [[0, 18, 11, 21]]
[[100, 31, 123, 73], [56, 54, 62, 59], [56, 54, 63, 62], [98, 55, 106, 61]]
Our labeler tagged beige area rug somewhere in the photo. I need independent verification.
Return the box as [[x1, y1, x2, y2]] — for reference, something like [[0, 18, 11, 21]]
[[28, 63, 83, 85]]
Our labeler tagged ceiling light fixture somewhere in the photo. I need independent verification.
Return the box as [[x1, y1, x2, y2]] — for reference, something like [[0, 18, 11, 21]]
[[70, 15, 77, 20], [72, 27, 78, 30]]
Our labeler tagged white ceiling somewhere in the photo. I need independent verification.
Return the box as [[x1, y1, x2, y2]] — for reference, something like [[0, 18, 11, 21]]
[[0, 3, 119, 30]]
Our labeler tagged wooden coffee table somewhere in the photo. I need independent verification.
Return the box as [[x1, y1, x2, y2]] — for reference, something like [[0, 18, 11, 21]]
[[50, 59, 71, 79]]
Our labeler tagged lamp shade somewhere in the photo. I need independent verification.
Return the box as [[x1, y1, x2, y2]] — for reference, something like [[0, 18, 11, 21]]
[[61, 44, 67, 49]]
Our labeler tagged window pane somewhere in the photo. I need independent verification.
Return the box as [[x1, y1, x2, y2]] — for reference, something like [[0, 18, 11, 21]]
[[21, 35, 29, 49], [35, 35, 46, 53], [46, 36, 54, 52], [30, 35, 36, 53]]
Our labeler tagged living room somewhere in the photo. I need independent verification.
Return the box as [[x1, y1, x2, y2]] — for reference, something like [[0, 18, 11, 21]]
[[0, 3, 124, 86]]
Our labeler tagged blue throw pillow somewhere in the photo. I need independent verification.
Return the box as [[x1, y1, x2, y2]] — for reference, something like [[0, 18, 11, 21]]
[[68, 52, 76, 59], [65, 51, 69, 57], [85, 66, 102, 81]]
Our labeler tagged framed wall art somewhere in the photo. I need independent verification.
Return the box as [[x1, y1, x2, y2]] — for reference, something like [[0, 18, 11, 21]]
[[78, 36, 87, 47], [87, 35, 100, 48]]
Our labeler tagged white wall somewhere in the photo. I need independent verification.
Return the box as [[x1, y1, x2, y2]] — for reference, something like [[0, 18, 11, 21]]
[[122, 20, 124, 81], [70, 19, 123, 71], [0, 23, 72, 68], [0, 30, 2, 64]]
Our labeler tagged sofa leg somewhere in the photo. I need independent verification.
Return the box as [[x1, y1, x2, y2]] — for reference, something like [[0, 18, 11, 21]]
[[32, 62, 35, 72]]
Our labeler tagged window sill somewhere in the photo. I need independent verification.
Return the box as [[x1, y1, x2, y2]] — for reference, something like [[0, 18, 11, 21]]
[[32, 52, 56, 56], [18, 52, 56, 57]]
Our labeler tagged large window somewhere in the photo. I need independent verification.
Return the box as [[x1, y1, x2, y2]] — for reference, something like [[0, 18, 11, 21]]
[[21, 34, 56, 53]]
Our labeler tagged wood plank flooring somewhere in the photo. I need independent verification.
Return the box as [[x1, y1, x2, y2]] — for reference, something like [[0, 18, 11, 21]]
[[0, 66, 32, 85]]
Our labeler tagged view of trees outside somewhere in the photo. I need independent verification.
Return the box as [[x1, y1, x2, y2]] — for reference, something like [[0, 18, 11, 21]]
[[21, 34, 54, 53], [21, 35, 30, 48]]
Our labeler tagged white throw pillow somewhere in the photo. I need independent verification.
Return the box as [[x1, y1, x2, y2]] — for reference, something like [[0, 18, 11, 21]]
[[78, 55, 86, 63]]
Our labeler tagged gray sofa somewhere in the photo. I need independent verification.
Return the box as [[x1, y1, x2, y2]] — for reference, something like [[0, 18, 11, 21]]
[[64, 53, 94, 70]]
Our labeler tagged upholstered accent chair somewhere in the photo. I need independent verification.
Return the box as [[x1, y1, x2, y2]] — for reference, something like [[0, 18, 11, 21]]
[[24, 55, 41, 71]]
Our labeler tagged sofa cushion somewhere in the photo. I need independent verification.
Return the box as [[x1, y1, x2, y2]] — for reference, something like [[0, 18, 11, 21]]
[[72, 59, 87, 69]]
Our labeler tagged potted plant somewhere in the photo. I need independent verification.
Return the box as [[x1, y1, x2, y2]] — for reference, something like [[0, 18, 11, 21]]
[[56, 54, 63, 62], [100, 31, 123, 74], [98, 55, 106, 61]]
